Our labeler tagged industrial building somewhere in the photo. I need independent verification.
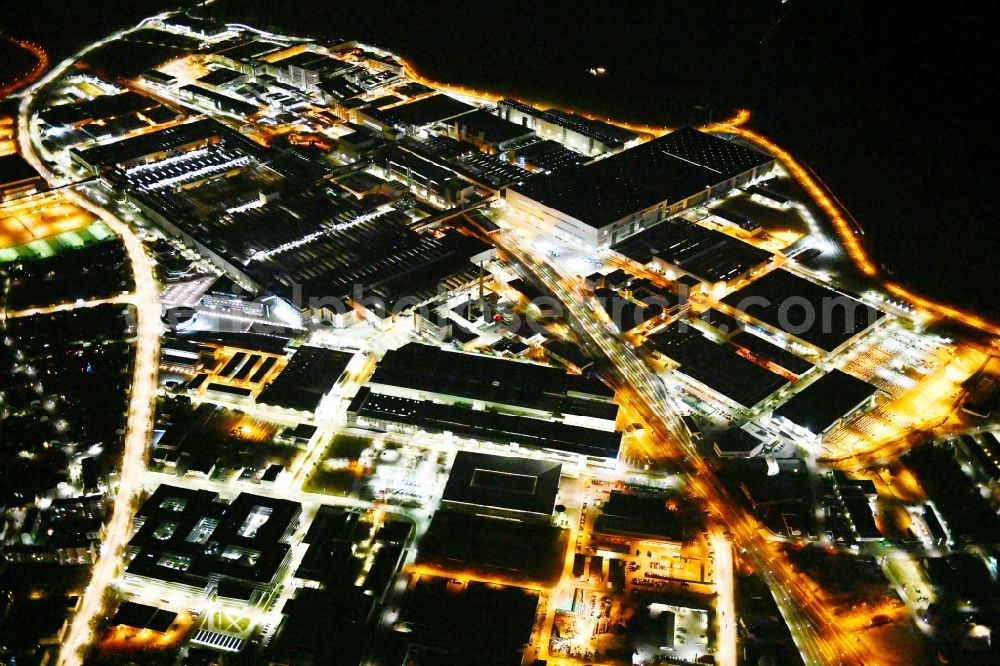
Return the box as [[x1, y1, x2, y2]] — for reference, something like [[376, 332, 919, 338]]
[[366, 342, 617, 429], [374, 145, 473, 205], [441, 451, 562, 523], [71, 119, 491, 327], [348, 343, 622, 466], [195, 67, 248, 92], [124, 485, 301, 606], [614, 218, 776, 290], [645, 323, 789, 412], [504, 127, 774, 249], [0, 154, 43, 202], [446, 108, 536, 152], [69, 118, 242, 173], [593, 491, 686, 542], [348, 388, 622, 465], [375, 93, 476, 131], [256, 345, 354, 413], [178, 83, 259, 117], [771, 369, 880, 442], [720, 268, 887, 356], [497, 98, 636, 156]]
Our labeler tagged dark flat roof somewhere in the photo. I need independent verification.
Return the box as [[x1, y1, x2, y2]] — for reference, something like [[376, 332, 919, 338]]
[[715, 426, 763, 454], [443, 451, 561, 516], [730, 331, 814, 376], [197, 68, 245, 86], [369, 342, 614, 415], [276, 51, 330, 70], [128, 484, 300, 590], [181, 84, 259, 116], [505, 277, 546, 302], [0, 154, 41, 186], [207, 382, 252, 397], [381, 94, 477, 128], [72, 118, 224, 169], [722, 269, 886, 352], [111, 602, 178, 633], [349, 387, 622, 460], [257, 346, 352, 412], [615, 219, 773, 282], [499, 99, 635, 147], [364, 94, 403, 109], [39, 91, 158, 126], [695, 308, 743, 335], [213, 39, 281, 62], [595, 288, 663, 331], [646, 323, 788, 409], [774, 369, 878, 434], [507, 127, 772, 229], [594, 491, 685, 541]]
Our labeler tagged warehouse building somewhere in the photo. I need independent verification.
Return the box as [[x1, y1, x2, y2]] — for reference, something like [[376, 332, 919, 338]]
[[720, 268, 887, 356], [0, 154, 43, 202], [366, 342, 617, 430], [256, 345, 354, 414], [497, 98, 636, 156], [441, 451, 562, 523], [504, 127, 775, 249], [69, 118, 240, 173], [446, 108, 536, 153], [614, 218, 776, 291], [645, 323, 789, 412], [375, 93, 476, 132], [771, 369, 880, 443]]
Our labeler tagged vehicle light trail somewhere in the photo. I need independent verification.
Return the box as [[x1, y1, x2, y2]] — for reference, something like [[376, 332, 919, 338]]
[[711, 528, 737, 666], [1, 294, 131, 320]]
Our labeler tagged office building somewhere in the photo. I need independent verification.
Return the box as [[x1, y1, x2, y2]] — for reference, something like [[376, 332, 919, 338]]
[[125, 485, 301, 606]]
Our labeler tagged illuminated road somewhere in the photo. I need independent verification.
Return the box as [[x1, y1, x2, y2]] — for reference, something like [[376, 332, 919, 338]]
[[710, 529, 737, 666], [15, 21, 165, 666], [0, 33, 48, 99], [491, 229, 872, 665], [705, 118, 1000, 338], [0, 294, 131, 320], [400, 48, 1000, 337], [7, 12, 991, 664]]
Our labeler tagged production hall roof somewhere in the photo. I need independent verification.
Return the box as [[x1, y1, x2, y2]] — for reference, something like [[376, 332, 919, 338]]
[[774, 369, 879, 435], [442, 451, 562, 517], [507, 127, 773, 230]]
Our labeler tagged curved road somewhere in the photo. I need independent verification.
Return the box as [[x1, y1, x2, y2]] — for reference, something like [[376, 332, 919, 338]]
[[14, 19, 165, 666], [0, 33, 48, 99]]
